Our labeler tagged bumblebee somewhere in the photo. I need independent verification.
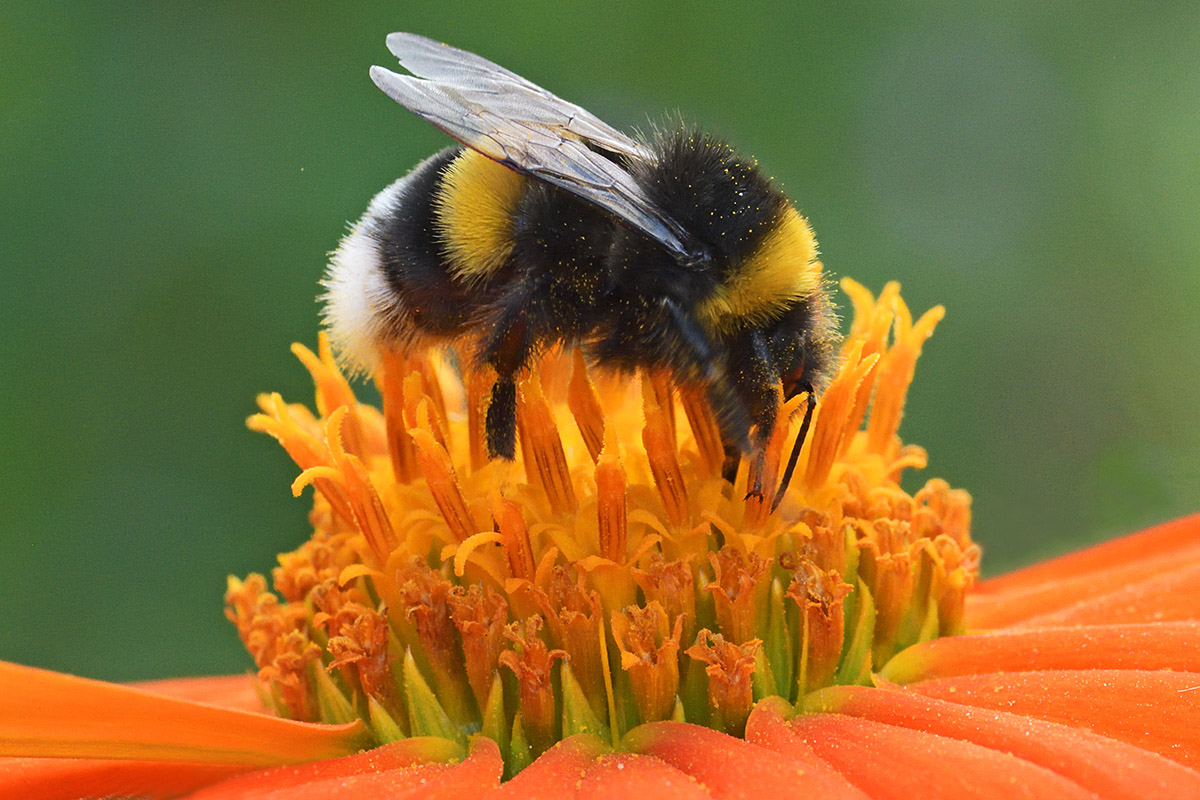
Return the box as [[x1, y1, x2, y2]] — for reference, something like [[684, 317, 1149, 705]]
[[324, 33, 838, 502]]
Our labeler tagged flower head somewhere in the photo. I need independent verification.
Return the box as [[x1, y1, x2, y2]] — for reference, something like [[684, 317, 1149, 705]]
[[4, 281, 1199, 799], [225, 279, 971, 762]]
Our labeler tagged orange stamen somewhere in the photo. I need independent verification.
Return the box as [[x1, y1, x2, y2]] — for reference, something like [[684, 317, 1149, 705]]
[[595, 446, 628, 563], [685, 630, 761, 736], [379, 348, 419, 483], [611, 602, 683, 724], [447, 584, 509, 711], [517, 376, 577, 516], [643, 401, 689, 530], [498, 616, 566, 755], [708, 547, 770, 646], [567, 349, 605, 463], [786, 561, 853, 693]]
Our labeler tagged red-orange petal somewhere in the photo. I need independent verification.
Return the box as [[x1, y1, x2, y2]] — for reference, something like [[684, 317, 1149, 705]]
[[881, 622, 1200, 683], [1014, 561, 1200, 627], [576, 753, 712, 799], [133, 675, 265, 714], [0, 757, 252, 800], [909, 669, 1200, 768], [967, 514, 1200, 629], [623, 721, 864, 800], [183, 737, 492, 800], [484, 734, 609, 800], [967, 557, 1200, 629], [0, 661, 367, 765], [802, 684, 1200, 798], [974, 513, 1200, 595], [742, 701, 870, 800], [786, 713, 1098, 800]]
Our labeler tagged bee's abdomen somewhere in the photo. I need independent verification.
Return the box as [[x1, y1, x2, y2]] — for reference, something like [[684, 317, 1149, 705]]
[[373, 146, 480, 337], [324, 147, 484, 373]]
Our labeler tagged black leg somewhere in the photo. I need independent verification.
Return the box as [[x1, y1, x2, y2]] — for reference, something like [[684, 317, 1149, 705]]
[[479, 304, 531, 461], [485, 376, 518, 459], [729, 330, 780, 503]]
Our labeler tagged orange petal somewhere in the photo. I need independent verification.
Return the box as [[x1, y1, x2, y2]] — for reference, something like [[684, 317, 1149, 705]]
[[975, 513, 1200, 595], [966, 514, 1200, 629], [0, 757, 252, 800], [576, 753, 712, 799], [623, 720, 864, 800], [133, 675, 266, 713], [802, 684, 1200, 798], [742, 700, 871, 800], [0, 661, 367, 766], [786, 713, 1098, 800], [881, 622, 1200, 683], [184, 737, 488, 800], [1015, 561, 1200, 627], [484, 734, 609, 800], [967, 556, 1200, 629], [909, 669, 1200, 768]]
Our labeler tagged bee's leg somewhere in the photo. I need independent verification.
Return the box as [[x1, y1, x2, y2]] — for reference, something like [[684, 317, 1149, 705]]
[[481, 314, 530, 460], [726, 330, 781, 502], [771, 383, 815, 512], [485, 376, 518, 460]]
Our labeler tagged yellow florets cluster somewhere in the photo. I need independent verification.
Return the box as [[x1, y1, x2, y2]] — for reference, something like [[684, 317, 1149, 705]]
[[226, 279, 975, 774]]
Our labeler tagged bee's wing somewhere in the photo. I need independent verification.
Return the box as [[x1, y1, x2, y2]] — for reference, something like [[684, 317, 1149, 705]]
[[370, 33, 695, 260], [382, 32, 651, 162]]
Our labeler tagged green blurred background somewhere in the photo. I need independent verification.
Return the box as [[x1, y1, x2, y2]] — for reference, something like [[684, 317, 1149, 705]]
[[2, 3, 1198, 681]]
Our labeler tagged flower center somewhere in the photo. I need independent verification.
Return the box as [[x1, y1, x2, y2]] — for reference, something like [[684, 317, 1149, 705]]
[[227, 279, 976, 772]]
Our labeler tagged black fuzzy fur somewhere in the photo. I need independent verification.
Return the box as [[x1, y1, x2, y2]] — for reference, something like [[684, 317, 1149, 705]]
[[366, 131, 836, 459], [370, 147, 480, 339]]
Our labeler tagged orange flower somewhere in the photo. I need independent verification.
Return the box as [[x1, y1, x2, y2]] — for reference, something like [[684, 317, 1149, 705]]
[[3, 282, 1199, 798]]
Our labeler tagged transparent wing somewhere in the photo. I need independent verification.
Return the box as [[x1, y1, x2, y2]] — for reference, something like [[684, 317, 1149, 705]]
[[370, 33, 695, 259], [383, 32, 651, 161]]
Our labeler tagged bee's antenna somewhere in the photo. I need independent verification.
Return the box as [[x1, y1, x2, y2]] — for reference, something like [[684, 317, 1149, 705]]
[[771, 390, 816, 512]]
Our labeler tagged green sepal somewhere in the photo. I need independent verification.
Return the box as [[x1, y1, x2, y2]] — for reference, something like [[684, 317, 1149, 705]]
[[480, 673, 509, 755], [756, 694, 796, 722], [839, 527, 862, 661], [679, 655, 710, 727], [368, 696, 407, 743], [751, 645, 777, 700], [507, 712, 534, 779], [398, 736, 467, 764], [916, 595, 941, 644], [671, 696, 687, 722], [693, 570, 718, 637], [834, 578, 876, 686], [764, 578, 792, 697], [842, 526, 861, 588], [311, 663, 359, 725], [561, 661, 610, 741], [250, 673, 284, 718], [402, 649, 465, 745]]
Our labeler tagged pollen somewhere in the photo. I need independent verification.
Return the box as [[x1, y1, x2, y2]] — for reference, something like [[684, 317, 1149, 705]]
[[232, 279, 975, 772]]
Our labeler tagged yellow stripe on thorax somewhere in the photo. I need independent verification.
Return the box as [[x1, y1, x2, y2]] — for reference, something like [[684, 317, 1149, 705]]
[[434, 149, 526, 282], [697, 205, 822, 334]]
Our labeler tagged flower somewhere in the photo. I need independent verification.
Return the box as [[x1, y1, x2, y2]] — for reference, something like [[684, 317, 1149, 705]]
[[3, 281, 1199, 799]]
